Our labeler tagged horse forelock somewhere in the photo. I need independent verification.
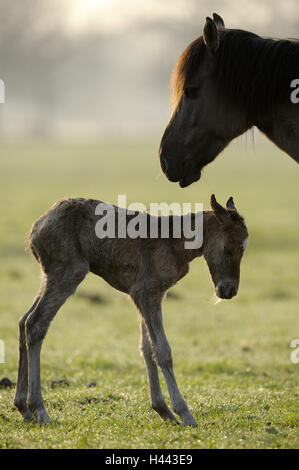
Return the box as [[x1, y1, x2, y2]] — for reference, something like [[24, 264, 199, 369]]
[[171, 36, 205, 113]]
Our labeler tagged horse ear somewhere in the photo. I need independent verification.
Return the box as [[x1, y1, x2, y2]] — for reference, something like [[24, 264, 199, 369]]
[[213, 13, 225, 29], [226, 196, 237, 211], [203, 17, 219, 54], [211, 194, 227, 223]]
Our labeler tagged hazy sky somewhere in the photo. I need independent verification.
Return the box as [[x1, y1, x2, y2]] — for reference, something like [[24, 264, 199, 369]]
[[67, 0, 192, 32], [2, 0, 299, 137], [66, 0, 299, 36]]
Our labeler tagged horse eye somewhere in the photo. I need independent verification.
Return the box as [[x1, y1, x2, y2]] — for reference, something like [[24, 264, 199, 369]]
[[184, 86, 198, 99]]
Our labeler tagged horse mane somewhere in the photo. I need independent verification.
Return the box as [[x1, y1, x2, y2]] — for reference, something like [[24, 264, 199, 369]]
[[171, 29, 299, 122], [171, 36, 206, 112]]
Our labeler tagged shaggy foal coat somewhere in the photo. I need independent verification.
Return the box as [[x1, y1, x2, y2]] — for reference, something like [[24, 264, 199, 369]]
[[14, 195, 248, 426]]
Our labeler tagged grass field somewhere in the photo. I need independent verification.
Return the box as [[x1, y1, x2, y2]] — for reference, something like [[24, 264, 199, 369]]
[[0, 136, 298, 449]]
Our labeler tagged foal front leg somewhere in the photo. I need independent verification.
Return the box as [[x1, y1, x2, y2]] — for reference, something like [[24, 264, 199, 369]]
[[138, 296, 198, 427], [140, 319, 178, 424]]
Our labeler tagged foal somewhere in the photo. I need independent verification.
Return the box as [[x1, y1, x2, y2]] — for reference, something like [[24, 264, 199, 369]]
[[14, 194, 248, 426]]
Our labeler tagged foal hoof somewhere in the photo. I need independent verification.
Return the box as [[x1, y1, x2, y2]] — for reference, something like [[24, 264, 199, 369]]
[[35, 409, 51, 425], [153, 403, 179, 424], [165, 412, 180, 425], [23, 410, 36, 422], [14, 399, 35, 422], [182, 415, 198, 427]]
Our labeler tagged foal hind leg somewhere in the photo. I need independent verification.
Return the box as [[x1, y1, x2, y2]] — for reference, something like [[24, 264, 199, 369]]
[[140, 319, 178, 424], [25, 263, 88, 424], [14, 290, 43, 421]]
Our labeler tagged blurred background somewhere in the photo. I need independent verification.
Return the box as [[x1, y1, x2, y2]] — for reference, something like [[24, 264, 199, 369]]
[[1, 0, 299, 138]]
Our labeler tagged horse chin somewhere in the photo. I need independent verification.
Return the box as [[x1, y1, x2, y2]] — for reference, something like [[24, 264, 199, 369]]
[[179, 179, 191, 188], [179, 170, 201, 188]]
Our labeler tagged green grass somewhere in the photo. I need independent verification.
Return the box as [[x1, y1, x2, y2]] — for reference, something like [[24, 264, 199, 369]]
[[0, 137, 298, 448]]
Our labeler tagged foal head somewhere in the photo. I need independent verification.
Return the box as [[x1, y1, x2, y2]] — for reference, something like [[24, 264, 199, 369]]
[[204, 195, 248, 299]]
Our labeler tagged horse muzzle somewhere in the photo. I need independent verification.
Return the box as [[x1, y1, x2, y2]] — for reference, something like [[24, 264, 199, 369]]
[[216, 282, 237, 299]]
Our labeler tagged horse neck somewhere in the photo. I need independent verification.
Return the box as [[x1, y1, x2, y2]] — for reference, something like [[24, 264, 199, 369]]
[[256, 104, 299, 164]]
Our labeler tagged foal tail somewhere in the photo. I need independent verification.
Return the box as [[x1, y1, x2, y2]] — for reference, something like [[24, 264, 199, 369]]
[[27, 215, 46, 265], [26, 197, 90, 272], [28, 237, 40, 263], [26, 199, 68, 267]]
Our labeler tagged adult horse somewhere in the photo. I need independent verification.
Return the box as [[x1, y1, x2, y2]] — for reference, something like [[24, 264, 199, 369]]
[[159, 13, 299, 187]]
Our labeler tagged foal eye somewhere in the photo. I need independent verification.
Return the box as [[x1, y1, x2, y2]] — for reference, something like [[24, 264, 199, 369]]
[[183, 86, 198, 99], [223, 246, 232, 256]]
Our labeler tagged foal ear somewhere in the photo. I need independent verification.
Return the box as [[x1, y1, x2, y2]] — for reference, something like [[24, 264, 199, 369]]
[[213, 13, 225, 29], [211, 194, 227, 223], [226, 196, 237, 211], [203, 17, 219, 54]]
